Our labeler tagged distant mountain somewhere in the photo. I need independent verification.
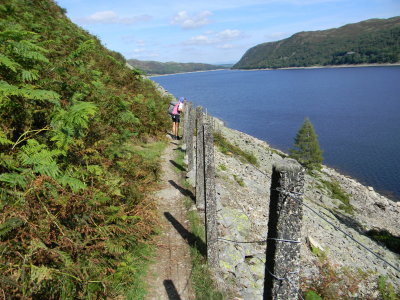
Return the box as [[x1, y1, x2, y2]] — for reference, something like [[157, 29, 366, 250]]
[[127, 59, 226, 75], [233, 17, 400, 69]]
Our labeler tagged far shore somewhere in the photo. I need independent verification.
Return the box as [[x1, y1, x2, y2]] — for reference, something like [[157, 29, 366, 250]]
[[238, 62, 400, 71], [148, 68, 227, 77], [147, 62, 400, 77]]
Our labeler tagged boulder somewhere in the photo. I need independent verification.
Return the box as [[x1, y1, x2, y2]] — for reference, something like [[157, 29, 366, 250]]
[[307, 236, 324, 253]]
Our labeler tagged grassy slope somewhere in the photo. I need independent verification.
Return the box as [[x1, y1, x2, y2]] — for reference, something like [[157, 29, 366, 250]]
[[127, 58, 225, 75], [233, 17, 400, 69], [0, 0, 172, 298]]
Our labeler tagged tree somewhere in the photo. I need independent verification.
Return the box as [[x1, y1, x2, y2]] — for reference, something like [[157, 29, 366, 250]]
[[289, 117, 323, 170]]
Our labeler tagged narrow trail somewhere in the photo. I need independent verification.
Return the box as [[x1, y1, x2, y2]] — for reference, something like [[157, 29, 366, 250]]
[[145, 139, 195, 300]]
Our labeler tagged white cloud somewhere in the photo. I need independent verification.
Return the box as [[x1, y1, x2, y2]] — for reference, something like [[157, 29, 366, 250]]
[[136, 40, 146, 47], [217, 44, 234, 49], [79, 10, 151, 24], [133, 48, 146, 54], [185, 35, 213, 45], [217, 29, 243, 40], [171, 10, 212, 29], [185, 29, 245, 46]]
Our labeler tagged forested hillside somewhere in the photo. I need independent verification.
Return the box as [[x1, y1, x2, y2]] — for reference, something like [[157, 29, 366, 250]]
[[127, 58, 225, 75], [0, 0, 172, 298], [234, 17, 400, 69]]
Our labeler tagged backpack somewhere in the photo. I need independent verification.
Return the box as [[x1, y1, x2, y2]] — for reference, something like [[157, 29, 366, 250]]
[[168, 101, 179, 115]]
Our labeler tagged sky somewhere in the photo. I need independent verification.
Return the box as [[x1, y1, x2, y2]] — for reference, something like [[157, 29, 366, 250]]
[[56, 0, 400, 65]]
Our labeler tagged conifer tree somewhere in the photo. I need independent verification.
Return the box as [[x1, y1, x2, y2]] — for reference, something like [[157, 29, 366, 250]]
[[289, 117, 323, 170]]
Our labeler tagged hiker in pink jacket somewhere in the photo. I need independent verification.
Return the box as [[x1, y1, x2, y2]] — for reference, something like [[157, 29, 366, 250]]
[[171, 97, 185, 140]]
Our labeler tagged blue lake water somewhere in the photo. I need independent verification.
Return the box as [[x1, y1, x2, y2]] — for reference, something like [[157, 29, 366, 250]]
[[151, 67, 400, 200]]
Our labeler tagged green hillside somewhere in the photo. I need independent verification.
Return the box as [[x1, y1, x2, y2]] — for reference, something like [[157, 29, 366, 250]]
[[0, 0, 173, 298], [127, 58, 225, 75], [233, 17, 400, 69]]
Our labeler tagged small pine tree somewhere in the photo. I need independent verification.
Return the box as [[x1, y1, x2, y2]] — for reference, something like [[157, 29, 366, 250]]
[[289, 117, 323, 170]]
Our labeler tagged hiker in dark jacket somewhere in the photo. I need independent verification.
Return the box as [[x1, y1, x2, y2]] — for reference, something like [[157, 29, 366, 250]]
[[171, 97, 185, 140]]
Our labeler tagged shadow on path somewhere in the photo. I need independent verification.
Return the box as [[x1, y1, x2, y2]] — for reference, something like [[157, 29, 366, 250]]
[[164, 212, 206, 257], [173, 146, 185, 153], [170, 160, 186, 172], [163, 280, 181, 300], [168, 179, 195, 202]]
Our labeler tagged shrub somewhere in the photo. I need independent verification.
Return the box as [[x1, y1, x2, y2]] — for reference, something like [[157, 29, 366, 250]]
[[213, 132, 258, 166], [321, 179, 353, 214]]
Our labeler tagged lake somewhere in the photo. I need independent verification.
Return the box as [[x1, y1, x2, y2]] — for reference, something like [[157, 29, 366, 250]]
[[151, 67, 400, 200]]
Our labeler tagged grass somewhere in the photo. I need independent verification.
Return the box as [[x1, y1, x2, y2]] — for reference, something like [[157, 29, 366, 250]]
[[218, 164, 227, 171], [233, 174, 245, 187], [124, 243, 156, 299], [133, 141, 167, 162], [377, 275, 398, 300], [270, 148, 288, 158], [310, 244, 328, 262], [173, 147, 186, 172], [185, 202, 224, 300], [304, 291, 323, 300], [174, 145, 225, 299], [320, 179, 353, 214], [213, 132, 259, 167]]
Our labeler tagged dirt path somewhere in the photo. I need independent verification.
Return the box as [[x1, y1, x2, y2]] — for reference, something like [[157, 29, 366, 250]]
[[145, 139, 195, 300]]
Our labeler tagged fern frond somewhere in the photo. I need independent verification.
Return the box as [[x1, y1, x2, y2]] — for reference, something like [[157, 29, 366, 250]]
[[52, 101, 98, 130], [30, 265, 53, 284], [107, 55, 124, 66], [118, 111, 140, 124], [21, 86, 60, 104], [0, 129, 13, 145], [0, 80, 60, 104], [104, 240, 127, 256], [0, 154, 18, 169], [0, 172, 27, 188], [57, 175, 86, 192], [29, 238, 48, 251], [68, 39, 96, 59], [68, 102, 97, 128], [0, 53, 20, 72], [0, 217, 24, 238], [51, 101, 97, 149], [20, 69, 39, 82], [53, 250, 73, 267], [10, 40, 49, 63], [86, 165, 103, 176], [0, 80, 20, 97], [18, 139, 62, 178], [33, 161, 60, 178], [0, 28, 39, 43]]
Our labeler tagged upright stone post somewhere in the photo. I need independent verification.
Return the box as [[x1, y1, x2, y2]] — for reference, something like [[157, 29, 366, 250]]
[[183, 101, 192, 144], [203, 121, 218, 268], [195, 106, 205, 210], [264, 158, 304, 300], [187, 105, 195, 172]]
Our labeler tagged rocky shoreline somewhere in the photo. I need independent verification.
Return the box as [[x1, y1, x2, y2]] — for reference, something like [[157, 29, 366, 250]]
[[196, 117, 400, 299]]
